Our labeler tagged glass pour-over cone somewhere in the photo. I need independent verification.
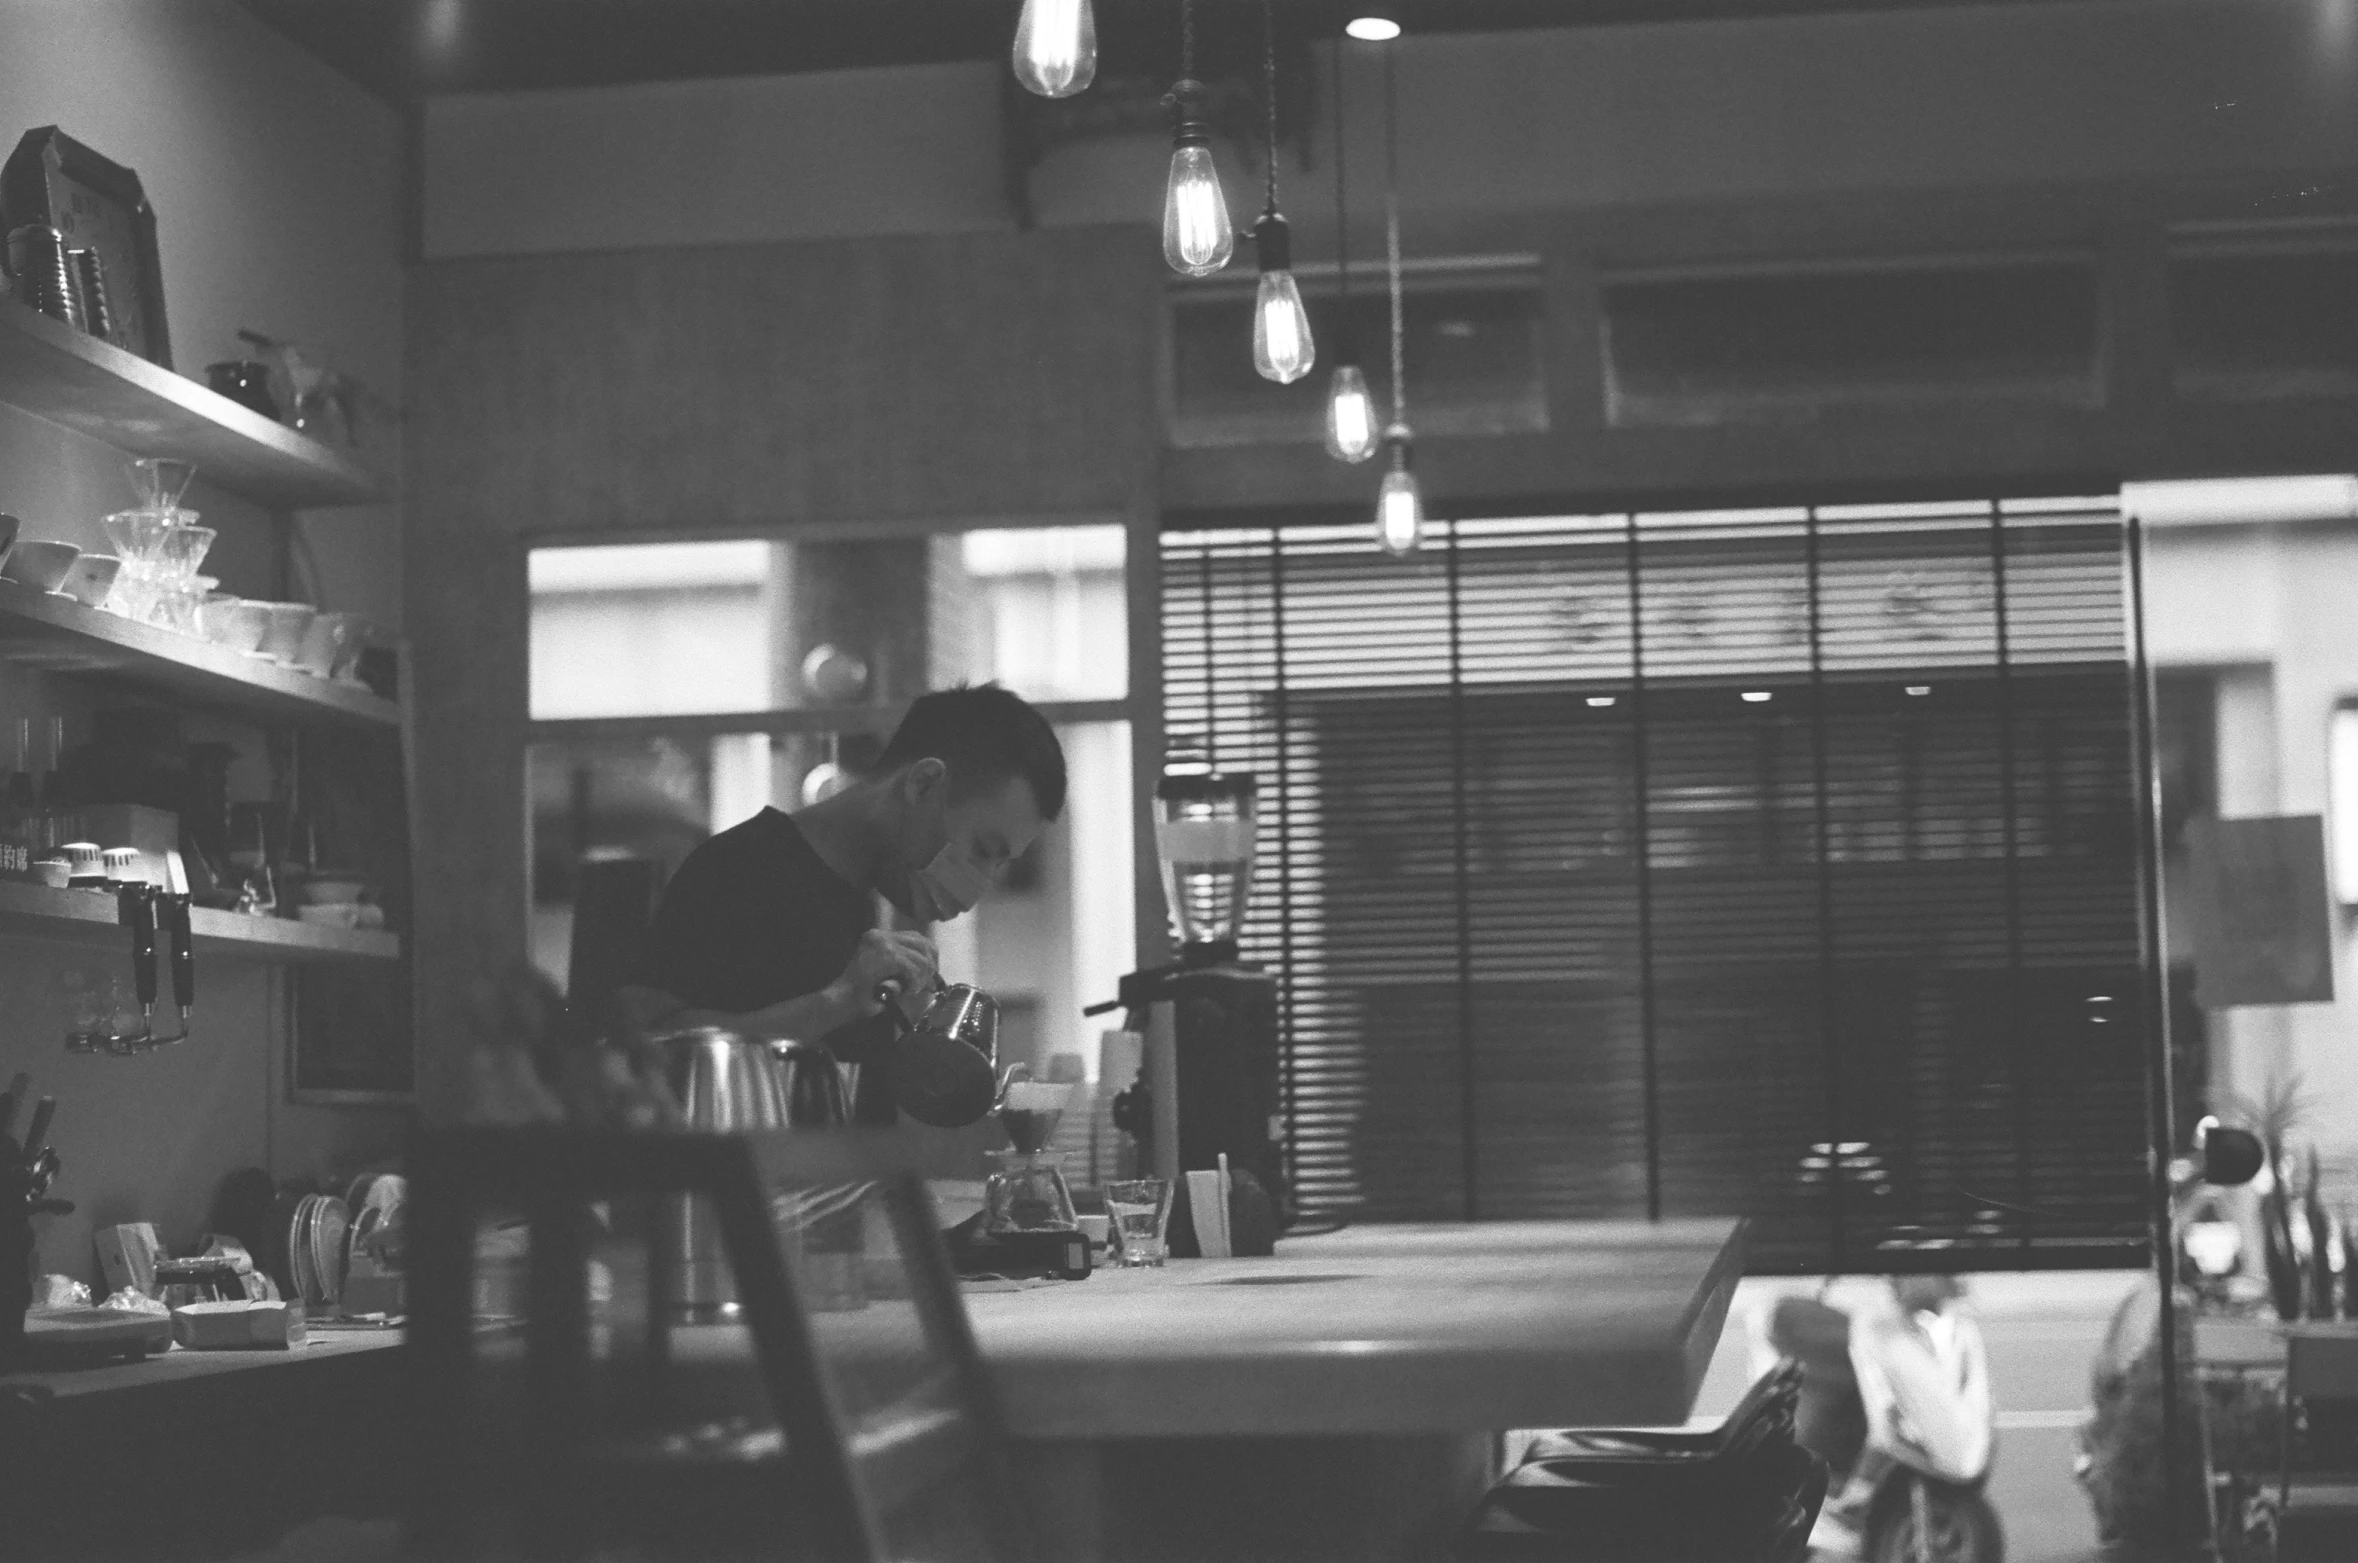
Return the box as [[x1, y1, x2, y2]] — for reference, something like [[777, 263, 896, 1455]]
[[104, 508, 196, 568], [125, 457, 196, 512]]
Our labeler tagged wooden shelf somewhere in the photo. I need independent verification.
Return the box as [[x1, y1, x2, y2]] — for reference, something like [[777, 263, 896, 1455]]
[[0, 580, 400, 729], [0, 881, 401, 966], [0, 303, 387, 509]]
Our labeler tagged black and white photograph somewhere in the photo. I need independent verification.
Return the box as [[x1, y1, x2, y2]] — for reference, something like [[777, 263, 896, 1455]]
[[2, 2, 2357, 1560]]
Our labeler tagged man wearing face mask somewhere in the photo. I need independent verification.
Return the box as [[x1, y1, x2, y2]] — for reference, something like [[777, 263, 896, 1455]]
[[618, 683, 1066, 1124]]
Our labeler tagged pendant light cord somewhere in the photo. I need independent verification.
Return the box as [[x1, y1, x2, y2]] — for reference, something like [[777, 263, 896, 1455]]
[[1384, 42, 1406, 432], [1263, 0, 1280, 214], [1331, 6, 1349, 306], [1181, 0, 1197, 81]]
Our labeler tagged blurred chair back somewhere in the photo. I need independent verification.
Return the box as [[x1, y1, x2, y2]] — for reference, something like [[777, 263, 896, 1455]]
[[567, 855, 662, 1018], [407, 1127, 1033, 1562]]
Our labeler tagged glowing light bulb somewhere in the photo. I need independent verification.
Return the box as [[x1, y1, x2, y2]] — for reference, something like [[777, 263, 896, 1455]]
[[1325, 363, 1378, 462], [1012, 0, 1096, 98], [1250, 214, 1314, 383], [1163, 143, 1233, 276], [1376, 436, 1423, 556]]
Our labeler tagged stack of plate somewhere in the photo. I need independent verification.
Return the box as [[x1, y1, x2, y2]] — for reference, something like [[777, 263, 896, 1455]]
[[286, 1192, 353, 1311], [340, 1173, 407, 1313]]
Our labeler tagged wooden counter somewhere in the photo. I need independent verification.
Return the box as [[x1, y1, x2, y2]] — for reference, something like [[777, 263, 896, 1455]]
[[0, 1219, 1743, 1560], [654, 1216, 1745, 1560], [974, 1217, 1747, 1561], [966, 1216, 1743, 1439]]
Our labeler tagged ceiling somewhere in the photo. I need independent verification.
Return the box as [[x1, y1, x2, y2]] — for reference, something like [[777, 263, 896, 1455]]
[[240, 0, 2065, 102]]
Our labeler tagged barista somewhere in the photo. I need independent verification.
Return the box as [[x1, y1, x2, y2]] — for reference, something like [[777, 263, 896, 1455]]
[[617, 684, 1067, 1122]]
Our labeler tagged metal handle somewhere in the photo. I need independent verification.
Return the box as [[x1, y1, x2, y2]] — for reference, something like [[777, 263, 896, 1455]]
[[163, 891, 194, 1014], [119, 884, 158, 1012]]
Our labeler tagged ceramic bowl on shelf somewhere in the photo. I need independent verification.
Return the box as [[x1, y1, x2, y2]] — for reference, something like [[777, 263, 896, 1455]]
[[297, 902, 384, 930], [255, 602, 315, 664], [296, 876, 368, 906], [199, 594, 271, 655], [58, 553, 120, 607], [1, 540, 80, 594], [294, 610, 363, 677]]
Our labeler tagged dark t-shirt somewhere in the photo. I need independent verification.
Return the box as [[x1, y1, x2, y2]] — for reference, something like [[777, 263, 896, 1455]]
[[633, 808, 899, 1089]]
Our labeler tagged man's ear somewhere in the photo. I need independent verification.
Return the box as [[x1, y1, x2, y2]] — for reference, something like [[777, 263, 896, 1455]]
[[902, 757, 949, 806]]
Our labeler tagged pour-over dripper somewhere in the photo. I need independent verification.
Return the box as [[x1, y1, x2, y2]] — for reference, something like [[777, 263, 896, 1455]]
[[157, 524, 216, 581], [103, 508, 195, 569], [125, 457, 196, 512], [997, 1079, 1073, 1154]]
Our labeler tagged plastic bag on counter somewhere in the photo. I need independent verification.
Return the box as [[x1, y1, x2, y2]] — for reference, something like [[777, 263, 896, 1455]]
[[99, 1287, 169, 1317], [35, 1274, 90, 1309]]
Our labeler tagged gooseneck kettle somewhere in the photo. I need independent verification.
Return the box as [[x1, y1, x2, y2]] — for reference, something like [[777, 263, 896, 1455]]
[[883, 982, 1000, 1128]]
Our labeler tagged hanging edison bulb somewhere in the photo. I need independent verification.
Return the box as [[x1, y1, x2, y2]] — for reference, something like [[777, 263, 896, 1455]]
[[1012, 0, 1097, 98], [1251, 214, 1315, 382], [1325, 357, 1378, 462], [1376, 429, 1423, 555], [1162, 83, 1234, 276]]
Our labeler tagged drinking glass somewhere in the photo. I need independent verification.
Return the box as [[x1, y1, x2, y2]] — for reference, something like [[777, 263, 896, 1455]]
[[60, 968, 134, 1053], [1103, 1177, 1174, 1268]]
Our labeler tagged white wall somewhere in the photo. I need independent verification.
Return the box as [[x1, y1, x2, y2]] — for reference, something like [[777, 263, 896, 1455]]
[[425, 0, 2358, 260], [2146, 520, 2358, 1162], [0, 0, 408, 1283]]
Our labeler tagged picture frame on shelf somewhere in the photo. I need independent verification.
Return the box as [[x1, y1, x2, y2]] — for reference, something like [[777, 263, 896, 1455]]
[[1, 126, 171, 368]]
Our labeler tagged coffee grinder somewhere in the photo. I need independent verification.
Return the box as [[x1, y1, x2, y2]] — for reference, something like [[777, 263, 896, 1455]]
[[1093, 766, 1288, 1239]]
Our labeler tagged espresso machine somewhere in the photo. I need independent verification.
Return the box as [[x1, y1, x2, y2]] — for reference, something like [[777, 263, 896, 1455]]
[[1094, 767, 1288, 1242]]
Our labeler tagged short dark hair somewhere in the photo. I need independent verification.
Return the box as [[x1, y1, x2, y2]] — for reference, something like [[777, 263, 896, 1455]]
[[875, 683, 1067, 821]]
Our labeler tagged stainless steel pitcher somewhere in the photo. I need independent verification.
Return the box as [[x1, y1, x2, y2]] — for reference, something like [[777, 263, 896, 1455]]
[[768, 1042, 852, 1130], [659, 1026, 787, 1317]]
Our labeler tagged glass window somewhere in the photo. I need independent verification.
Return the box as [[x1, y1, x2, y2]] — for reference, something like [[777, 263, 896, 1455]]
[[526, 525, 1135, 1084]]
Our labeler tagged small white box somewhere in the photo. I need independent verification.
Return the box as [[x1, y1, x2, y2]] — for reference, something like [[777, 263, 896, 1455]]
[[171, 1299, 306, 1349]]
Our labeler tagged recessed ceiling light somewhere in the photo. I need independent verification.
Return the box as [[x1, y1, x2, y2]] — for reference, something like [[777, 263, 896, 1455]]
[[1346, 17, 1403, 41], [1586, 696, 1616, 708], [1741, 690, 1772, 703], [1905, 685, 1931, 697]]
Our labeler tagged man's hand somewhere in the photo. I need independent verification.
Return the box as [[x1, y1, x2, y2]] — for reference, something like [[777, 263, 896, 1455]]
[[831, 929, 939, 1024]]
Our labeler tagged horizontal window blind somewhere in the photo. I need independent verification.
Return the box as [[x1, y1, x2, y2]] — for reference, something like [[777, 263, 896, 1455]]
[[1161, 500, 2152, 1272]]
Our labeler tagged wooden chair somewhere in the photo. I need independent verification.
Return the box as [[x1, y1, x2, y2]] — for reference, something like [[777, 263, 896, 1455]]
[[406, 1127, 1036, 1562], [2276, 1325, 2358, 1561]]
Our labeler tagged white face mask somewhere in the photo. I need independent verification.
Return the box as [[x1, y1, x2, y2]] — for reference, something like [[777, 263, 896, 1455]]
[[910, 840, 992, 923]]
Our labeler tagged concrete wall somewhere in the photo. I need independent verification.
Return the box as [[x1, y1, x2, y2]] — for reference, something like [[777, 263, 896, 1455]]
[[423, 0, 2358, 259], [0, 0, 407, 1285]]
